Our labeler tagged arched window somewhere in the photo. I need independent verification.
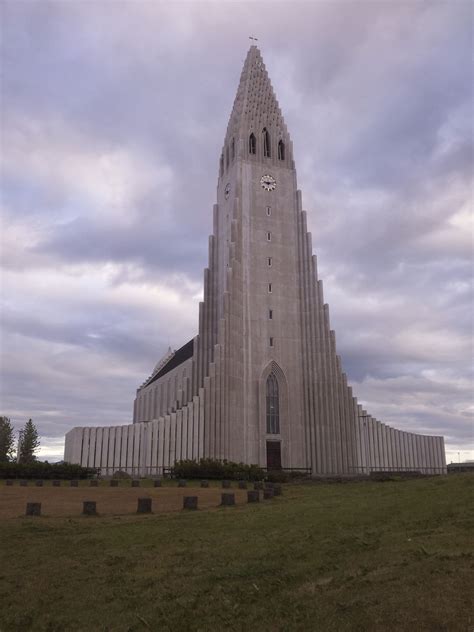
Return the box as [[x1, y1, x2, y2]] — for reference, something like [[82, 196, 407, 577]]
[[266, 373, 280, 434], [231, 138, 235, 161], [249, 133, 256, 154], [278, 140, 285, 160], [263, 127, 271, 157]]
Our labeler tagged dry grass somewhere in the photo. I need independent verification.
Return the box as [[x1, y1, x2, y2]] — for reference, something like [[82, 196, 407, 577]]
[[0, 481, 249, 518]]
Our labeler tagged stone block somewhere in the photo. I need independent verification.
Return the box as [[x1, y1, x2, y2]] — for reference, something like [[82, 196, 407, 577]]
[[247, 490, 260, 503], [178, 479, 187, 488], [200, 480, 209, 488], [131, 480, 140, 487], [238, 480, 247, 489], [263, 489, 274, 500], [222, 480, 231, 489], [110, 480, 119, 487], [273, 484, 282, 496], [26, 502, 41, 516], [35, 480, 43, 487], [253, 481, 263, 490], [83, 501, 97, 516], [221, 493, 235, 506], [52, 480, 61, 487], [137, 498, 152, 514], [20, 480, 27, 487], [70, 480, 78, 487], [90, 480, 99, 487], [183, 496, 198, 510], [153, 479, 162, 487], [6, 480, 13, 486]]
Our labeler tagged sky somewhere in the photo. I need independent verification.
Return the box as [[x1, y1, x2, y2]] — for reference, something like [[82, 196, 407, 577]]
[[1, 0, 472, 463]]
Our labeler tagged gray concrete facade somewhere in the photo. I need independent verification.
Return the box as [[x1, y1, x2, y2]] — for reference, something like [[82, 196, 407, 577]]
[[64, 46, 446, 476]]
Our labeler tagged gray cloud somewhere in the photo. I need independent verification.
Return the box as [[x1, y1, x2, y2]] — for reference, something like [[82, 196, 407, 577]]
[[1, 1, 472, 460]]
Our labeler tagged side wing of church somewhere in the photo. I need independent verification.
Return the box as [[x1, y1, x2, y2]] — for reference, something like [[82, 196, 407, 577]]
[[64, 47, 446, 476]]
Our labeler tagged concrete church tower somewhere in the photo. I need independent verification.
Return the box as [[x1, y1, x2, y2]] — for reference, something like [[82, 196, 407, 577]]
[[64, 47, 446, 476]]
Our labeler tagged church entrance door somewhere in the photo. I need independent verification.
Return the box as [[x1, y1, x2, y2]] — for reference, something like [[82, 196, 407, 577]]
[[266, 441, 282, 470]]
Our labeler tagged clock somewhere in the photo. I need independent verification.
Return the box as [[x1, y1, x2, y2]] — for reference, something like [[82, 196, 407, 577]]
[[225, 183, 231, 199], [260, 174, 276, 191]]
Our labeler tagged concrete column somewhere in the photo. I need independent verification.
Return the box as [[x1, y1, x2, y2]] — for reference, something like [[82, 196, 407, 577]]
[[156, 419, 164, 474], [192, 395, 200, 461], [125, 424, 134, 471], [175, 410, 183, 462], [163, 415, 171, 469], [169, 412, 176, 468], [380, 424, 388, 470], [394, 430, 401, 471], [404, 432, 411, 469], [100, 428, 108, 472], [150, 419, 158, 473], [107, 428, 115, 476], [133, 424, 140, 474], [187, 402, 195, 460], [198, 388, 205, 459], [181, 405, 188, 460], [209, 367, 216, 459], [119, 425, 128, 469]]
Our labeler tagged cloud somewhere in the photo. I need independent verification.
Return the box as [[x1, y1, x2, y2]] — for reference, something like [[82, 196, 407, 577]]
[[1, 0, 472, 459]]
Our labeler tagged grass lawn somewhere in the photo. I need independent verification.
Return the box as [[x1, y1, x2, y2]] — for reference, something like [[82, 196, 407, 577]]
[[0, 475, 472, 632]]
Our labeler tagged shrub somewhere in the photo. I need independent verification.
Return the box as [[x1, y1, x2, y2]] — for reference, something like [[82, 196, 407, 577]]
[[0, 461, 98, 480], [171, 458, 265, 481], [112, 470, 132, 479]]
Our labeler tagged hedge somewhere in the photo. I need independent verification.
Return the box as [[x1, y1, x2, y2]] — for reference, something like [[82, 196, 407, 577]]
[[0, 461, 99, 480], [171, 458, 265, 481]]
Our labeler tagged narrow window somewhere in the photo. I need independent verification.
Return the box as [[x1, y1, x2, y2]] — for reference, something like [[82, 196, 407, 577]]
[[268, 283, 272, 293], [269, 309, 273, 319], [268, 257, 272, 266], [226, 145, 229, 169], [249, 133, 256, 155], [263, 127, 271, 157], [278, 140, 285, 160], [266, 206, 271, 216], [231, 138, 235, 161], [269, 337, 274, 347], [220, 154, 224, 177], [266, 373, 280, 434], [267, 232, 271, 241]]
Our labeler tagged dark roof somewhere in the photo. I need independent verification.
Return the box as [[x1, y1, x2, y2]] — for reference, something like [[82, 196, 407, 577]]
[[145, 338, 194, 387]]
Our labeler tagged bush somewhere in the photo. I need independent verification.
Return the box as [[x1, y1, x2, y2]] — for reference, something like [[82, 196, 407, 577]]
[[112, 470, 132, 479], [171, 458, 265, 481], [0, 461, 98, 480], [265, 471, 290, 483]]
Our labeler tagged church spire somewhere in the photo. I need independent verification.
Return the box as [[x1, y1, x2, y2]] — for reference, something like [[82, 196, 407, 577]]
[[220, 46, 293, 175]]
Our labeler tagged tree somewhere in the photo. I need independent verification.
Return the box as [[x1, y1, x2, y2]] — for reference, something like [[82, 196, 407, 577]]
[[18, 419, 40, 464], [0, 416, 15, 463]]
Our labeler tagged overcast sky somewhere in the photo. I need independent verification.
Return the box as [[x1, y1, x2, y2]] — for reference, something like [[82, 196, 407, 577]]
[[1, 1, 472, 463]]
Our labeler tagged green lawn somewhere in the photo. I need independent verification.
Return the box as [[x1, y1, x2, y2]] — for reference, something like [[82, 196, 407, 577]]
[[0, 475, 472, 632]]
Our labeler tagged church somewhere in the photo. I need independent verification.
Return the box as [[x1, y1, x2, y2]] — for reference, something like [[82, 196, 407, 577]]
[[64, 47, 446, 476]]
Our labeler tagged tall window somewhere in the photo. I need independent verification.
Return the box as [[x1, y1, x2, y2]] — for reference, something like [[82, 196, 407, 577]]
[[226, 145, 229, 169], [266, 373, 280, 434], [220, 154, 224, 177], [231, 138, 235, 161], [263, 127, 271, 157], [249, 133, 256, 154], [278, 140, 285, 160]]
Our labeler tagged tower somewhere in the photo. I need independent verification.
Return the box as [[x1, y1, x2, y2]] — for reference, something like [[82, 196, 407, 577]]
[[64, 47, 446, 477]]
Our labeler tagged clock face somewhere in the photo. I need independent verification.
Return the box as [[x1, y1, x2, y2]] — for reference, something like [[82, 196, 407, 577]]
[[260, 174, 276, 191], [225, 183, 231, 199]]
